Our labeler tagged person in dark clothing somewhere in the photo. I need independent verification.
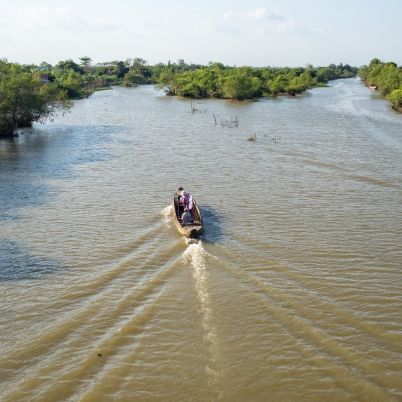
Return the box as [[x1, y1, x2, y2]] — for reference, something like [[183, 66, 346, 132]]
[[175, 187, 184, 218]]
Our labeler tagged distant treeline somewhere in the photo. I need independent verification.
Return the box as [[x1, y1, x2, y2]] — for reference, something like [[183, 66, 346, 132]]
[[156, 62, 356, 99], [1, 57, 357, 137], [359, 58, 402, 111]]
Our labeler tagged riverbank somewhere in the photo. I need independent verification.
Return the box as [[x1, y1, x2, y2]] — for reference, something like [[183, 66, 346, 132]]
[[358, 59, 402, 113], [1, 59, 358, 137], [361, 80, 402, 114]]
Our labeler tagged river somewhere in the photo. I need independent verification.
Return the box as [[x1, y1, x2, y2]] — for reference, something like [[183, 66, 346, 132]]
[[0, 79, 401, 401]]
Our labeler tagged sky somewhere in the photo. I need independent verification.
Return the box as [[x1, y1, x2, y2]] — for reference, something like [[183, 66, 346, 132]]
[[0, 0, 401, 67]]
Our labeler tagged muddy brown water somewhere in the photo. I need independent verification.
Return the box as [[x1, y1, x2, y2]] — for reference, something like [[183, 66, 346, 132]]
[[0, 79, 401, 401]]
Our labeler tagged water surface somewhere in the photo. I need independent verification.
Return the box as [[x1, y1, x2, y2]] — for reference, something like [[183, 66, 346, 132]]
[[0, 79, 401, 401]]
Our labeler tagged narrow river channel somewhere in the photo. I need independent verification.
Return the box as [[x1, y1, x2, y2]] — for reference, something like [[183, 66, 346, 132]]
[[1, 78, 401, 401]]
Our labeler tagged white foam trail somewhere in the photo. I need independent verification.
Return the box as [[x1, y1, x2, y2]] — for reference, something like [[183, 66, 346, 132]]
[[159, 205, 173, 226], [183, 241, 219, 384]]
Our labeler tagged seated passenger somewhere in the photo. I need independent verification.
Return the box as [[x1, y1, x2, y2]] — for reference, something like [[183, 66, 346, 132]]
[[181, 190, 193, 212], [181, 210, 193, 225]]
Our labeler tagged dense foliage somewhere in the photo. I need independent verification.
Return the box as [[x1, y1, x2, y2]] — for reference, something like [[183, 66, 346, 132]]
[[0, 60, 70, 137], [358, 59, 402, 110], [155, 63, 357, 99], [0, 57, 358, 137]]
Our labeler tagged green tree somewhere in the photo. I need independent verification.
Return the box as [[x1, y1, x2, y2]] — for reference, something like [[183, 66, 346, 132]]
[[266, 75, 289, 95], [358, 58, 402, 111], [54, 70, 91, 99], [79, 56, 92, 67], [112, 61, 129, 79], [0, 63, 70, 137], [156, 70, 176, 95], [285, 70, 315, 95], [369, 58, 382, 68], [221, 68, 262, 99], [376, 63, 401, 95], [55, 59, 83, 74], [387, 88, 402, 109], [39, 61, 53, 71], [123, 70, 148, 86], [316, 67, 336, 82], [358, 65, 369, 81], [130, 58, 151, 79], [172, 71, 205, 98]]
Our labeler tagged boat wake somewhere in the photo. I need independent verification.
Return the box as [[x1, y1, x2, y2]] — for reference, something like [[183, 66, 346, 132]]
[[159, 203, 220, 384], [159, 205, 173, 227], [183, 241, 220, 386]]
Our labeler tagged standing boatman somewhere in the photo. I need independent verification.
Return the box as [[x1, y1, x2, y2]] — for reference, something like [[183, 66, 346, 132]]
[[175, 187, 193, 225]]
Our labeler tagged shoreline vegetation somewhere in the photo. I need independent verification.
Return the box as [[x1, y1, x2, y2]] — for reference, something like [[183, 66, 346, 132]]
[[0, 57, 359, 138], [358, 58, 402, 112]]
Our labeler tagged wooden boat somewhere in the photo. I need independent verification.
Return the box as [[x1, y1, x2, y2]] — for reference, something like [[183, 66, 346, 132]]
[[173, 194, 203, 238]]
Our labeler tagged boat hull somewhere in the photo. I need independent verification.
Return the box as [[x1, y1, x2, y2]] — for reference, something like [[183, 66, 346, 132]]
[[172, 197, 203, 238]]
